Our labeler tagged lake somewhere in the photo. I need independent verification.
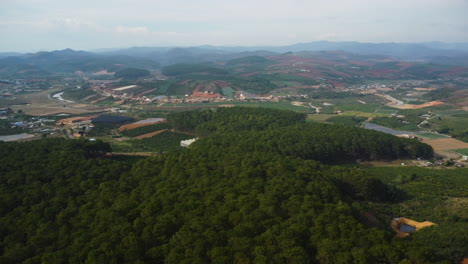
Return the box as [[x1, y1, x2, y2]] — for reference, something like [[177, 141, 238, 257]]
[[364, 122, 414, 135]]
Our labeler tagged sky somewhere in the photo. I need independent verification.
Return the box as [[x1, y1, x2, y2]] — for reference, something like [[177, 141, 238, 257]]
[[1, 0, 468, 52]]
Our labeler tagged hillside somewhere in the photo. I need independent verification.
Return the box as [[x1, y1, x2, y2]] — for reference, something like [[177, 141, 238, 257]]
[[1, 108, 466, 263], [0, 49, 159, 77]]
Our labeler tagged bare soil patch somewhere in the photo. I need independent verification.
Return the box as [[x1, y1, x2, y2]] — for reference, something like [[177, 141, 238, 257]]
[[134, 129, 168, 139], [422, 137, 468, 158], [423, 138, 468, 151], [392, 101, 444, 109], [118, 120, 166, 132], [413, 87, 436, 91]]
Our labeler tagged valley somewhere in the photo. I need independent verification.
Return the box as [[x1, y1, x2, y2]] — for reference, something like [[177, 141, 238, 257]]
[[1, 44, 468, 263]]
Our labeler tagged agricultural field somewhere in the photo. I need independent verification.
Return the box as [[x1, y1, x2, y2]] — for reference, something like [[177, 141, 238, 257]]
[[422, 137, 468, 158], [416, 133, 449, 139], [306, 114, 335, 122], [452, 148, 468, 156], [5, 89, 104, 116]]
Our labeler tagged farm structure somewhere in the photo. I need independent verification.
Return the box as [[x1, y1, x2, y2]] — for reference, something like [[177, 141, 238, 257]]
[[391, 217, 436, 237]]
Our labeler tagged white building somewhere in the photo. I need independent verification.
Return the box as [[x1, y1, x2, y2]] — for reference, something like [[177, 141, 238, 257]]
[[180, 138, 197, 147]]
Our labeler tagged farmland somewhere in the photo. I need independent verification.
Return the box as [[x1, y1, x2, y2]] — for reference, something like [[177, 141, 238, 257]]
[[422, 138, 468, 158], [5, 89, 104, 116], [2, 49, 468, 156]]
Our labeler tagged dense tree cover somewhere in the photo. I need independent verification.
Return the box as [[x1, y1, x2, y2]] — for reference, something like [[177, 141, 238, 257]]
[[227, 76, 279, 94], [114, 68, 151, 80], [366, 167, 468, 262], [168, 107, 432, 162], [326, 115, 367, 126], [226, 56, 270, 65], [161, 64, 228, 77], [0, 138, 398, 264], [1, 108, 458, 264], [167, 107, 306, 134], [257, 74, 320, 85], [112, 131, 193, 153]]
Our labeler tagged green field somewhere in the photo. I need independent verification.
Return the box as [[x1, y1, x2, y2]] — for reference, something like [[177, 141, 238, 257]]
[[306, 114, 335, 122], [374, 108, 398, 115], [337, 104, 380, 113], [416, 133, 449, 139], [453, 148, 468, 156]]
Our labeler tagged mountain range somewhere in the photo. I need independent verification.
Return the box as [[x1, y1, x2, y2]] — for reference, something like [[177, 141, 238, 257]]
[[1, 41, 468, 78]]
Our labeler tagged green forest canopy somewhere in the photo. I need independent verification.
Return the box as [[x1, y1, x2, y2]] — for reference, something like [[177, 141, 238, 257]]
[[0, 107, 466, 264], [114, 68, 151, 80]]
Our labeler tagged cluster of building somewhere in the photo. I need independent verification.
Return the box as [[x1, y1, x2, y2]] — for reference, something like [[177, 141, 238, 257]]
[[87, 80, 312, 105]]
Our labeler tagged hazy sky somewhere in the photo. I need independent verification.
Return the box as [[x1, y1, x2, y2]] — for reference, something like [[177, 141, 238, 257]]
[[1, 0, 468, 52]]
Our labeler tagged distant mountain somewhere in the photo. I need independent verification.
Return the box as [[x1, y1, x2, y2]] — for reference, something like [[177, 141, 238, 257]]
[[422, 42, 468, 52], [2, 41, 468, 78], [99, 41, 468, 66], [0, 49, 160, 78], [0, 52, 23, 59], [101, 46, 277, 65]]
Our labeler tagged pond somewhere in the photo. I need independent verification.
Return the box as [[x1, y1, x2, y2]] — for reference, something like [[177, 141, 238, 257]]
[[364, 122, 414, 135], [399, 224, 416, 233]]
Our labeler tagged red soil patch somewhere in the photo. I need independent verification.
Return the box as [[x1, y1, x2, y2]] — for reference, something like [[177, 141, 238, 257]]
[[241, 72, 261, 77], [118, 120, 167, 132], [213, 80, 232, 88], [190, 92, 223, 99], [189, 83, 222, 98], [134, 129, 168, 139], [193, 83, 201, 93], [348, 60, 373, 66], [90, 96, 110, 104], [392, 101, 444, 109], [396, 62, 412, 67], [422, 138, 468, 151], [136, 88, 157, 97]]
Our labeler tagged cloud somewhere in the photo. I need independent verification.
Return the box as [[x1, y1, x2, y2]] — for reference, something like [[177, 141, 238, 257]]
[[115, 26, 150, 34], [1, 0, 468, 51]]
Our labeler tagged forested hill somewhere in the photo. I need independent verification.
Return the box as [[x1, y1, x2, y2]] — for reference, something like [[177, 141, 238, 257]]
[[167, 107, 433, 163], [2, 108, 466, 264]]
